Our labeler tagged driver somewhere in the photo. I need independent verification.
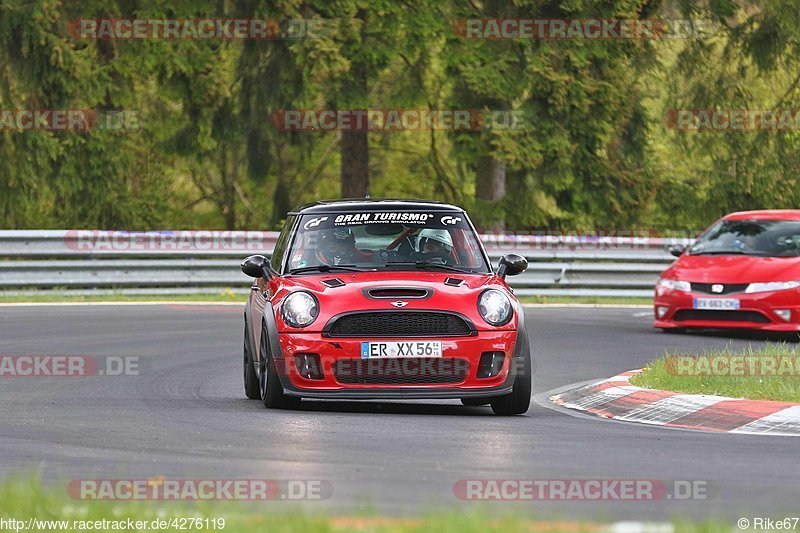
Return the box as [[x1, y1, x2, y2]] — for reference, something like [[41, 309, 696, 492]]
[[316, 227, 359, 266], [417, 229, 453, 261]]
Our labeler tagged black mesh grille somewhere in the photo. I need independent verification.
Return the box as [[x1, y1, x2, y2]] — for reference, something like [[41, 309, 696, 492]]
[[325, 312, 473, 337], [673, 310, 771, 323], [332, 358, 469, 385], [690, 283, 749, 295]]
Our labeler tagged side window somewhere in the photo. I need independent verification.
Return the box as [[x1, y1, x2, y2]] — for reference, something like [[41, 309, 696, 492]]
[[451, 229, 482, 267], [270, 215, 296, 272]]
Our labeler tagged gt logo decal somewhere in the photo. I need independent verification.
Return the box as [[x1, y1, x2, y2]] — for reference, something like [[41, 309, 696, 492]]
[[441, 215, 462, 225], [303, 216, 328, 229]]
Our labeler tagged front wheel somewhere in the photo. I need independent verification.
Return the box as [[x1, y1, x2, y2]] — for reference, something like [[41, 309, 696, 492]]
[[260, 328, 301, 410], [490, 352, 531, 416], [243, 323, 260, 400]]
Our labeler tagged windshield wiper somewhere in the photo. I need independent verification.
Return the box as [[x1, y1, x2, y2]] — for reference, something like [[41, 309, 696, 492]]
[[383, 261, 476, 273], [289, 264, 366, 274], [690, 250, 767, 256]]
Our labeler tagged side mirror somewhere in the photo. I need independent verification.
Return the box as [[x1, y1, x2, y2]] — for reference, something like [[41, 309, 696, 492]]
[[497, 253, 528, 279], [669, 245, 686, 258], [241, 255, 268, 278]]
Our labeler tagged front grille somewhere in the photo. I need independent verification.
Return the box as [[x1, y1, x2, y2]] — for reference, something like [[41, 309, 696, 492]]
[[673, 310, 771, 323], [690, 283, 749, 295], [324, 312, 474, 337], [332, 358, 469, 385]]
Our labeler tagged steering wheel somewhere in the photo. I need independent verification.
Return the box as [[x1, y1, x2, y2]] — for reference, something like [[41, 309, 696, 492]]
[[378, 249, 402, 262], [418, 251, 451, 264]]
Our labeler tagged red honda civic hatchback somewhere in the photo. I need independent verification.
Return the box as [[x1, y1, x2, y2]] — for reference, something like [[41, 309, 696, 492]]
[[239, 199, 532, 415], [654, 210, 800, 333]]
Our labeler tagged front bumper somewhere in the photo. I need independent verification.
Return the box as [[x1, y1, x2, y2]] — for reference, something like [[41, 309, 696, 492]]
[[653, 288, 800, 332], [273, 331, 521, 399]]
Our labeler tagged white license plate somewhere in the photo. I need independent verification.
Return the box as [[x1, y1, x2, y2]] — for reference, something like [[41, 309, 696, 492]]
[[360, 341, 443, 359], [693, 298, 740, 310]]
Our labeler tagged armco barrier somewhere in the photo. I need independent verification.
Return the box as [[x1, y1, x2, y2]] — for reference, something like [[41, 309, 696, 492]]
[[0, 230, 691, 298]]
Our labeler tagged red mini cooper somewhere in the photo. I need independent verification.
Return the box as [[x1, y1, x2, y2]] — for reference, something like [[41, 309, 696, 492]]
[[655, 210, 800, 333], [240, 199, 531, 415]]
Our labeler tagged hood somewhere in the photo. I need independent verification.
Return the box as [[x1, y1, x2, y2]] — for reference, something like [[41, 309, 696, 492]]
[[272, 271, 516, 332], [285, 271, 491, 293], [664, 254, 800, 283]]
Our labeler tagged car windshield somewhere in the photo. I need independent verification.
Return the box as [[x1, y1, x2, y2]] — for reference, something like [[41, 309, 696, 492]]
[[285, 211, 491, 274], [689, 219, 800, 257]]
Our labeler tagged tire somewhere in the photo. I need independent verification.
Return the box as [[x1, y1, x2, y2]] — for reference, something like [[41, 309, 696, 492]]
[[259, 327, 301, 410], [243, 323, 260, 400], [490, 350, 532, 416], [460, 398, 491, 406]]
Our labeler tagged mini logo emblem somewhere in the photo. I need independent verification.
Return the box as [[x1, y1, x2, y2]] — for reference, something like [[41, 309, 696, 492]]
[[711, 284, 724, 293], [391, 301, 409, 308]]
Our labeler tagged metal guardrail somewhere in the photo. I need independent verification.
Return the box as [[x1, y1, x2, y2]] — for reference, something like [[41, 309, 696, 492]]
[[0, 230, 692, 298]]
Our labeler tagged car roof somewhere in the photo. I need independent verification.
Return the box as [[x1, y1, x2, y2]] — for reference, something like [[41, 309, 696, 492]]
[[723, 209, 800, 221], [289, 198, 465, 215]]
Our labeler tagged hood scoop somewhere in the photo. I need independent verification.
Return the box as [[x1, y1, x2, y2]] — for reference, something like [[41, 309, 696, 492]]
[[444, 277, 465, 287], [365, 287, 432, 299], [321, 278, 346, 288]]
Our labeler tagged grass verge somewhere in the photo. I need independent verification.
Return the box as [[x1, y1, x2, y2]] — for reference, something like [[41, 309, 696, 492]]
[[0, 477, 733, 533], [630, 343, 800, 402], [518, 296, 651, 306]]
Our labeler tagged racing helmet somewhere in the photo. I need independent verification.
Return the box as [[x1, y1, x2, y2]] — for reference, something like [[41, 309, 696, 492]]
[[317, 227, 356, 265], [418, 229, 453, 254]]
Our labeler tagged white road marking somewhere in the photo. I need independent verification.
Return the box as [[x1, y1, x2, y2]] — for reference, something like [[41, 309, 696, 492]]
[[522, 303, 651, 309], [553, 385, 639, 411], [730, 405, 800, 436], [616, 394, 728, 425], [553, 370, 800, 436], [604, 522, 674, 533]]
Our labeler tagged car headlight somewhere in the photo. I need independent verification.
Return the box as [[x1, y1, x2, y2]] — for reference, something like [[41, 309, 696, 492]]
[[656, 278, 691, 292], [745, 281, 800, 293], [478, 289, 513, 326], [281, 291, 319, 328]]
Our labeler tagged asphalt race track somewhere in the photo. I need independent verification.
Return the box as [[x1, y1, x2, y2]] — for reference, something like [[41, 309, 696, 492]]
[[1, 304, 798, 522]]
